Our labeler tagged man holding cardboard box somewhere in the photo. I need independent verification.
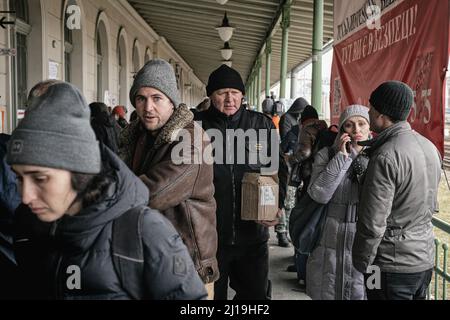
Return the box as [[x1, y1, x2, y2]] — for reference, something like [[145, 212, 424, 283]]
[[195, 64, 288, 300]]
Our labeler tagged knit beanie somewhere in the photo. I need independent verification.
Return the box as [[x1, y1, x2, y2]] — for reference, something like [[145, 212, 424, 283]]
[[112, 105, 126, 118], [7, 82, 101, 174], [129, 59, 180, 108], [338, 104, 370, 130], [300, 105, 319, 124], [289, 97, 309, 114], [206, 64, 245, 96], [369, 80, 413, 121], [262, 98, 274, 114]]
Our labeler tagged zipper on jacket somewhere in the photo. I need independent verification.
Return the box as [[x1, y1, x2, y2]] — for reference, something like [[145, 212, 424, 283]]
[[225, 117, 237, 245]]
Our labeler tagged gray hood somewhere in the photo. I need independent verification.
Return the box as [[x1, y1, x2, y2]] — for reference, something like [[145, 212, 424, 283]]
[[53, 144, 149, 252]]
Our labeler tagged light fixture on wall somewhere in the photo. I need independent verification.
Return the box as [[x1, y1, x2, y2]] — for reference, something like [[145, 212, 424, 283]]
[[220, 42, 233, 60], [216, 0, 229, 4], [222, 60, 232, 67], [216, 12, 234, 42]]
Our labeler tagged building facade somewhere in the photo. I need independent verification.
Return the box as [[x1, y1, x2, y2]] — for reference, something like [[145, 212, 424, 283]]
[[0, 0, 206, 134]]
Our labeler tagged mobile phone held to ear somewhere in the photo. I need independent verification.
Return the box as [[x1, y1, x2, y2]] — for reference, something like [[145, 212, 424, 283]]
[[345, 141, 351, 153]]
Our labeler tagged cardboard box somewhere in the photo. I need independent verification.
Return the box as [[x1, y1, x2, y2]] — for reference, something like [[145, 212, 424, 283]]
[[241, 173, 278, 221]]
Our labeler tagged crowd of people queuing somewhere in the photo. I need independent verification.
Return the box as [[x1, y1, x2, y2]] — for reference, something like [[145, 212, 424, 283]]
[[0, 58, 442, 300]]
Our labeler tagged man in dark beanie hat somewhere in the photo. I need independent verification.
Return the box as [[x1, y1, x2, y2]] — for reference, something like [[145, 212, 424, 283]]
[[195, 64, 289, 300], [353, 80, 441, 300], [206, 64, 246, 98], [368, 80, 413, 123], [300, 105, 319, 124], [119, 59, 219, 298]]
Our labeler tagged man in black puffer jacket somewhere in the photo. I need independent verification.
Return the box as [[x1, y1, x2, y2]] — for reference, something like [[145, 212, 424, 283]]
[[195, 65, 288, 300]]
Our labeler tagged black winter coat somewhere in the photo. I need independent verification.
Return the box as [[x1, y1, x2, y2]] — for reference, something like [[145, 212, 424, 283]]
[[280, 125, 299, 154], [195, 106, 288, 246], [279, 112, 300, 141], [90, 113, 120, 154], [12, 145, 206, 300]]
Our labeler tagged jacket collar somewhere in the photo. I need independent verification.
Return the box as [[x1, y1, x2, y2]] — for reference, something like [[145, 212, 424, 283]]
[[118, 104, 193, 165], [363, 121, 411, 152], [207, 104, 245, 122], [152, 103, 193, 150]]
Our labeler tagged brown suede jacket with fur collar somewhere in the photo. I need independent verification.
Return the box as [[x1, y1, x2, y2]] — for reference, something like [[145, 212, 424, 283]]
[[119, 104, 219, 283]]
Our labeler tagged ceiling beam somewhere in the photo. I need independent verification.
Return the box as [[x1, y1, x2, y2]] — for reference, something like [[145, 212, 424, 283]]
[[130, 0, 275, 19]]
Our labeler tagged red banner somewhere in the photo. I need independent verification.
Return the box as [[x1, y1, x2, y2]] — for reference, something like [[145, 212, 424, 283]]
[[331, 0, 449, 155]]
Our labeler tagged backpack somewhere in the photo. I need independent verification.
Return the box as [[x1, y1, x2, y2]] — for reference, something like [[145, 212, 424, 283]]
[[273, 101, 284, 115], [111, 206, 146, 300], [289, 147, 335, 252]]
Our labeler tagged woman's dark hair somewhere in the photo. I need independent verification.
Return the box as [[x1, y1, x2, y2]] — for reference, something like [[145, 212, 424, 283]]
[[71, 162, 115, 209]]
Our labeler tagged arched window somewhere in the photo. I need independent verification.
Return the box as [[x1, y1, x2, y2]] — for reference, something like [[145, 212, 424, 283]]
[[144, 47, 151, 63], [132, 40, 141, 77], [117, 29, 128, 106], [96, 34, 103, 101], [95, 16, 109, 102], [64, 16, 73, 82], [7, 0, 44, 130], [63, 0, 83, 89]]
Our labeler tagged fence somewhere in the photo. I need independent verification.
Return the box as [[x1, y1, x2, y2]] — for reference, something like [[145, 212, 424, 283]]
[[428, 216, 450, 300], [445, 138, 450, 171]]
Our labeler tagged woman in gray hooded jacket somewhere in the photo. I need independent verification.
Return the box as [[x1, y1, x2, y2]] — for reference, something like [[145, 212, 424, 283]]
[[305, 105, 371, 300], [7, 81, 206, 300]]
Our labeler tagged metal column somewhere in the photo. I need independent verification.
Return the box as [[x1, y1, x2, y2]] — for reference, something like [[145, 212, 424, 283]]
[[312, 0, 324, 116], [265, 39, 272, 98], [279, 2, 291, 99], [248, 81, 253, 107], [257, 58, 262, 110], [290, 70, 298, 99]]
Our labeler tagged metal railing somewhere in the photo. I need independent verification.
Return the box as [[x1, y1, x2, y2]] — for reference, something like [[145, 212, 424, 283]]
[[428, 216, 450, 300]]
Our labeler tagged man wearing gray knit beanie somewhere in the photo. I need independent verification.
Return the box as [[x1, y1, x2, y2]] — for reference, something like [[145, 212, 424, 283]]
[[119, 59, 219, 296], [353, 80, 441, 300]]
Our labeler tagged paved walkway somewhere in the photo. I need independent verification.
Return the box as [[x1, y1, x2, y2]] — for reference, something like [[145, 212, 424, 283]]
[[226, 229, 310, 300], [267, 229, 310, 300]]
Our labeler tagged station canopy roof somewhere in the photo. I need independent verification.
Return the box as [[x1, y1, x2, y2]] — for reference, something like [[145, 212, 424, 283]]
[[127, 0, 334, 87]]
